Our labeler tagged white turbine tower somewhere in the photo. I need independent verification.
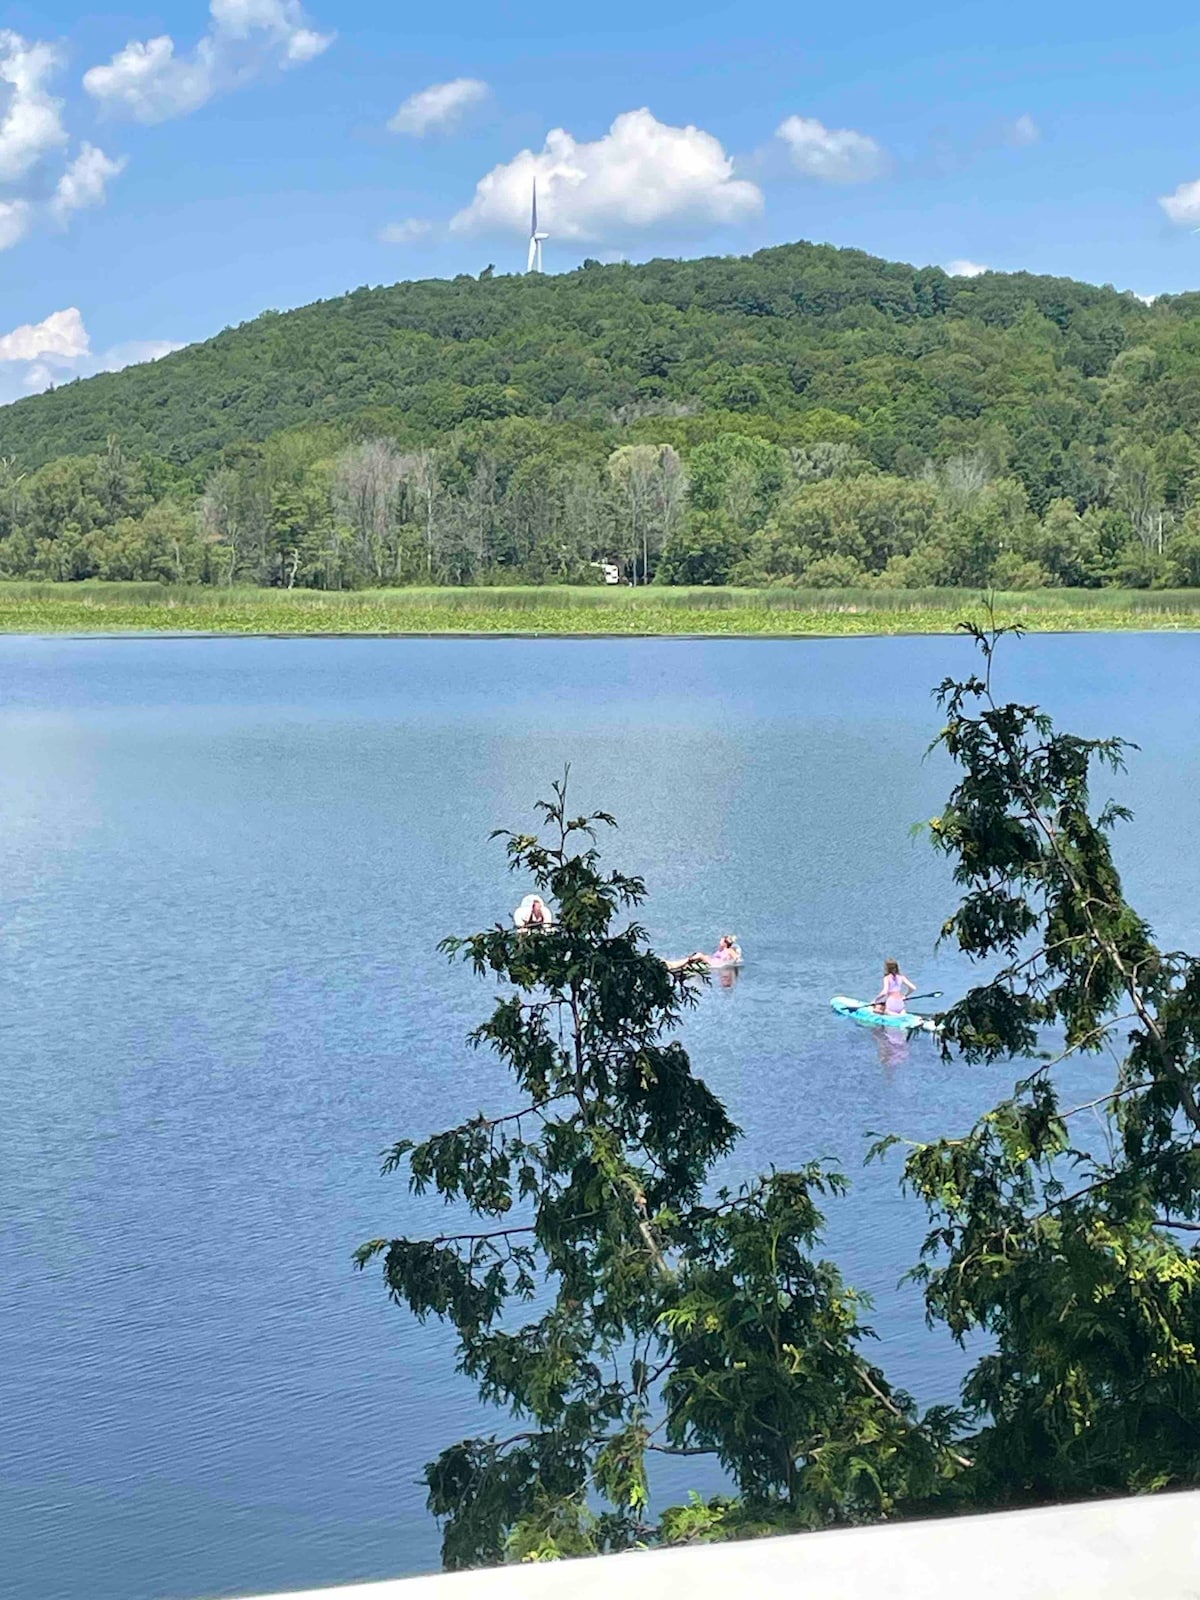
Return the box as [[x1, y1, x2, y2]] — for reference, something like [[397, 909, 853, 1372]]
[[526, 178, 548, 274]]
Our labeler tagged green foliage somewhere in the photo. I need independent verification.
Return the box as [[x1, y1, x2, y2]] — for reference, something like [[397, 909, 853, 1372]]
[[350, 624, 1200, 1569], [4, 240, 1200, 589], [1165, 512, 1200, 586], [7, 581, 1200, 638], [737, 475, 940, 583], [663, 1168, 958, 1521], [656, 512, 749, 585], [899, 622, 1200, 1499], [685, 435, 788, 526], [357, 777, 954, 1566]]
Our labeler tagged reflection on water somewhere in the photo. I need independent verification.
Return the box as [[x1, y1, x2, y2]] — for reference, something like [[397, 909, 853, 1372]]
[[1, 632, 1199, 1600], [875, 1027, 912, 1070]]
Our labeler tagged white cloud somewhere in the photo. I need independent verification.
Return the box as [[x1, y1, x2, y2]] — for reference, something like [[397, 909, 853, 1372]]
[[1160, 178, 1200, 226], [84, 0, 333, 124], [84, 38, 213, 123], [0, 197, 32, 250], [1006, 113, 1039, 147], [210, 0, 325, 56], [775, 114, 888, 183], [0, 307, 182, 405], [389, 77, 488, 137], [0, 36, 125, 252], [452, 108, 763, 242], [0, 306, 89, 363], [378, 217, 433, 244], [946, 258, 989, 277], [51, 143, 127, 222], [95, 337, 184, 371], [0, 30, 68, 183]]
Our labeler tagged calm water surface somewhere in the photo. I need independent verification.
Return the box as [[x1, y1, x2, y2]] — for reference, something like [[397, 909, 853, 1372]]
[[2, 633, 1198, 1600]]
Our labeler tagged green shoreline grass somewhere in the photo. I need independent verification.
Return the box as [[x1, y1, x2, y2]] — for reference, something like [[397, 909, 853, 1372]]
[[3, 581, 1200, 636]]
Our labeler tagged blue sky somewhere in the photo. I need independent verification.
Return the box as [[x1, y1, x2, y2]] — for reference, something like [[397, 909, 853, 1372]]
[[2, 0, 1200, 403]]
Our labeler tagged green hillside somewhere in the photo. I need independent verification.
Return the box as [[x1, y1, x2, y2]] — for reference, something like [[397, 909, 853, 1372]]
[[2, 240, 1199, 590], [0, 243, 1169, 468]]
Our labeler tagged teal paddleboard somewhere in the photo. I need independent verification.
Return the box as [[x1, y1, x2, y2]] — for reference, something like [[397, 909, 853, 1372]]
[[831, 995, 940, 1034]]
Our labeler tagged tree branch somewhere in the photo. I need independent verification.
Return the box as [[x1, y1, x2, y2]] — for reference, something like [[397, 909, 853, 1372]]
[[427, 1225, 537, 1246], [646, 1444, 719, 1457]]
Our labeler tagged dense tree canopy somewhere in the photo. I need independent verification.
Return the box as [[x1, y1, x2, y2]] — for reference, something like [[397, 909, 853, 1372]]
[[3, 241, 1200, 587]]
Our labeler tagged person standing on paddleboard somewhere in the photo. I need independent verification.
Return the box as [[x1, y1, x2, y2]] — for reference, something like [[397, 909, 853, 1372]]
[[873, 958, 915, 1015]]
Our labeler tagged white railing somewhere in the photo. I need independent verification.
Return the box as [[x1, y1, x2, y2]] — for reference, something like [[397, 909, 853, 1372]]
[[238, 1490, 1200, 1600]]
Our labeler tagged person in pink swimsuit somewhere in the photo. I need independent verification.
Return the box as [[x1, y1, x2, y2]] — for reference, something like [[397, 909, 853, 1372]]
[[668, 935, 743, 974], [708, 934, 742, 967], [873, 958, 915, 1015]]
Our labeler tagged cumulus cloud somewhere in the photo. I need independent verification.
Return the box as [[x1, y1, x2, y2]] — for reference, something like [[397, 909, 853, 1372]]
[[775, 114, 888, 183], [0, 30, 68, 183], [84, 38, 213, 123], [0, 307, 182, 406], [0, 197, 32, 250], [84, 0, 333, 124], [209, 0, 329, 61], [0, 33, 126, 251], [378, 217, 433, 244], [389, 77, 488, 137], [946, 258, 989, 277], [452, 108, 762, 243], [0, 306, 90, 363], [1006, 113, 1039, 147], [51, 143, 127, 222], [1160, 178, 1200, 226]]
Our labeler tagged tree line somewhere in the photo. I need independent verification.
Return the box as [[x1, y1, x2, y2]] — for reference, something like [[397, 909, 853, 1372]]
[[6, 239, 1200, 588], [3, 422, 1200, 589]]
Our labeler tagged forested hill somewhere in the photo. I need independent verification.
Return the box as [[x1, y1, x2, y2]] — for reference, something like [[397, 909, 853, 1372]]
[[0, 241, 1176, 472], [3, 239, 1200, 592]]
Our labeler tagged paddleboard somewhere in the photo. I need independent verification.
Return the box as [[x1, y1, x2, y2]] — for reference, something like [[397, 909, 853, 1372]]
[[831, 995, 940, 1034]]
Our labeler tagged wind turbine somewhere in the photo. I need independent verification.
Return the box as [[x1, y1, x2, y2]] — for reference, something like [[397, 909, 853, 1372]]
[[526, 178, 548, 274]]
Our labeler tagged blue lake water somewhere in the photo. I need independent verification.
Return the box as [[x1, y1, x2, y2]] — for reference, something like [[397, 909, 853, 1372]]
[[2, 632, 1199, 1600]]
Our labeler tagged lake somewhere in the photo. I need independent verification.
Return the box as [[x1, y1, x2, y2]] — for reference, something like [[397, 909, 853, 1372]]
[[2, 632, 1199, 1600]]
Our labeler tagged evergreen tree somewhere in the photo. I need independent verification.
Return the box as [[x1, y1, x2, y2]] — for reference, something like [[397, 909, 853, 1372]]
[[357, 778, 952, 1566]]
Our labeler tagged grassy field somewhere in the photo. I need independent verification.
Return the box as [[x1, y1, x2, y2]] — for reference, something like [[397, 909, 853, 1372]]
[[2, 582, 1200, 636]]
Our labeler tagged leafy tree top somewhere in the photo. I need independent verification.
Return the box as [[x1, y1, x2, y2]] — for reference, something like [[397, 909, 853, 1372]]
[[358, 774, 954, 1566]]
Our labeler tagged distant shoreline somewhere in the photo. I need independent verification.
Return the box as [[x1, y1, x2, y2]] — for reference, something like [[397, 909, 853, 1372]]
[[2, 583, 1200, 637]]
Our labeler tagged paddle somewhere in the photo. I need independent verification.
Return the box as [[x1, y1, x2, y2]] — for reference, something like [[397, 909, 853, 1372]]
[[865, 989, 943, 1016]]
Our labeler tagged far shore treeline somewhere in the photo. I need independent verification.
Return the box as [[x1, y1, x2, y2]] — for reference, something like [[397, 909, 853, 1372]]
[[4, 241, 1200, 591]]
